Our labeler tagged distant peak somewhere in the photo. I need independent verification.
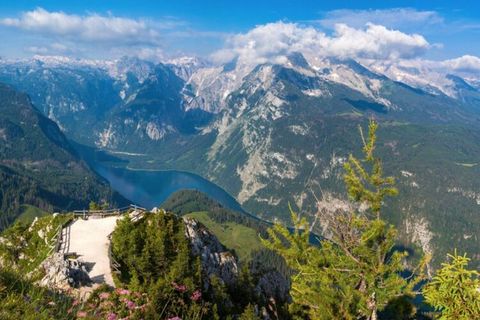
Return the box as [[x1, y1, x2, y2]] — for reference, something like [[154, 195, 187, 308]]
[[286, 52, 310, 69]]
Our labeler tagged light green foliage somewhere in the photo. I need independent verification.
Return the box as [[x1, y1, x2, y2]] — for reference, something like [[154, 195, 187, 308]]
[[239, 304, 260, 320], [423, 252, 480, 319], [262, 120, 428, 320], [0, 213, 73, 276], [343, 120, 398, 218], [0, 269, 75, 320]]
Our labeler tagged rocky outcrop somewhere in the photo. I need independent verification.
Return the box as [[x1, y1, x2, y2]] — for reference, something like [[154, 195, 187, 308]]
[[39, 253, 91, 290], [183, 217, 238, 287], [255, 270, 291, 305]]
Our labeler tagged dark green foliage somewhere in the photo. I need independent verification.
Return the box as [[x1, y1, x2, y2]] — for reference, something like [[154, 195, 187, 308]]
[[111, 211, 216, 319], [250, 248, 292, 281], [110, 208, 292, 319], [0, 83, 128, 230]]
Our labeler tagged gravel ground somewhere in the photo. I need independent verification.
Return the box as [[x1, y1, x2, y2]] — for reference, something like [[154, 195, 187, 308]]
[[67, 216, 120, 287]]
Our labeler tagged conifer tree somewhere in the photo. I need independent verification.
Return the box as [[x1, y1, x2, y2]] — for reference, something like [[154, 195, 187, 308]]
[[423, 251, 480, 319], [239, 304, 261, 320], [262, 120, 429, 320]]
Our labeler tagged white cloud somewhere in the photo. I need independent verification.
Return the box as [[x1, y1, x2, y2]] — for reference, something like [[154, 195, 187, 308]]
[[330, 23, 429, 59], [318, 8, 443, 30], [27, 46, 49, 54], [211, 21, 429, 65], [1, 7, 160, 45], [442, 55, 480, 72], [50, 42, 69, 52], [136, 48, 166, 63]]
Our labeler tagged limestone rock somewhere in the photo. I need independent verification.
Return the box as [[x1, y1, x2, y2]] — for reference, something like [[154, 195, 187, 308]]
[[39, 253, 91, 290], [183, 217, 238, 287], [255, 270, 291, 304]]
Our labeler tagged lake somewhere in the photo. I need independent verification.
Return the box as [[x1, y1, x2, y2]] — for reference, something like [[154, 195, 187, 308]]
[[92, 163, 320, 244], [93, 164, 245, 213]]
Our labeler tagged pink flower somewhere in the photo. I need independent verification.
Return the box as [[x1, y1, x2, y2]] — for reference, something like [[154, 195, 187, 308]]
[[99, 292, 111, 300], [125, 299, 136, 310], [168, 317, 182, 320], [116, 288, 130, 295], [72, 299, 80, 307], [77, 311, 88, 318], [190, 290, 202, 302], [107, 313, 117, 320], [171, 282, 187, 293]]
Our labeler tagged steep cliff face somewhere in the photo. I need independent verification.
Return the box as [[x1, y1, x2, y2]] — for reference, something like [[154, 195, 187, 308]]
[[183, 217, 238, 287]]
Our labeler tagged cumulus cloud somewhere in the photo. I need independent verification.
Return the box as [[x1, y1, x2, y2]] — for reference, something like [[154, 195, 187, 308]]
[[318, 8, 443, 30], [442, 55, 480, 72], [1, 7, 161, 45], [211, 21, 430, 65], [136, 47, 166, 62]]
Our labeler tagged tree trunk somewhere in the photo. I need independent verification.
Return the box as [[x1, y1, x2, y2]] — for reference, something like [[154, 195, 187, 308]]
[[367, 292, 377, 320]]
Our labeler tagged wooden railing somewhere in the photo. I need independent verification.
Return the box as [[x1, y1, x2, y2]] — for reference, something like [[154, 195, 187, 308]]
[[107, 233, 121, 276], [48, 218, 73, 255], [73, 204, 146, 218]]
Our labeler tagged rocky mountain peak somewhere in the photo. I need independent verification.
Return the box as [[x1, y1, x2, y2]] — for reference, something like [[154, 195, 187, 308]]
[[183, 217, 238, 287]]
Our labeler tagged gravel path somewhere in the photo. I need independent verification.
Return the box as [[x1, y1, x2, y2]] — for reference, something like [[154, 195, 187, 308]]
[[67, 216, 120, 287]]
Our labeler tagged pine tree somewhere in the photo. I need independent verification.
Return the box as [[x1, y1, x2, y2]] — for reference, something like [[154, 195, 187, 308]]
[[239, 304, 261, 320], [423, 251, 480, 320], [262, 120, 429, 320]]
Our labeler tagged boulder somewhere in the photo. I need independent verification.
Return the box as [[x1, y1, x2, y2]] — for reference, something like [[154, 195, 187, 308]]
[[39, 253, 91, 289]]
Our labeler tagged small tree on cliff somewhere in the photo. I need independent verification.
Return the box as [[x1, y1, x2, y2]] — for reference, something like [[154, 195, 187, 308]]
[[262, 120, 429, 320], [423, 251, 480, 320]]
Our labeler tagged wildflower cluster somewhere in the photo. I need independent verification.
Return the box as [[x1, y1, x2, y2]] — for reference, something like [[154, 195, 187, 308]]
[[74, 287, 149, 319]]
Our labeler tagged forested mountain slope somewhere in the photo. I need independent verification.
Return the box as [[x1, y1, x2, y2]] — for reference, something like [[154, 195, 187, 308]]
[[0, 83, 128, 229]]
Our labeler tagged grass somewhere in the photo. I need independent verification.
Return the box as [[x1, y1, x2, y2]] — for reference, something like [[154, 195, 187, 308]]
[[0, 213, 73, 276], [0, 269, 75, 320], [185, 211, 263, 262]]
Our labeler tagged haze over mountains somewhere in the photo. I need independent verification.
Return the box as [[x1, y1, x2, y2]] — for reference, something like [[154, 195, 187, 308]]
[[1, 46, 479, 266]]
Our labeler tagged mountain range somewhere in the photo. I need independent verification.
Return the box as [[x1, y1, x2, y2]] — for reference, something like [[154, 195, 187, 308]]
[[0, 53, 479, 266], [0, 82, 128, 229]]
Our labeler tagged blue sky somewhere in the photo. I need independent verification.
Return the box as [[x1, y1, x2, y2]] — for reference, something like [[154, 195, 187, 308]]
[[0, 0, 479, 62]]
